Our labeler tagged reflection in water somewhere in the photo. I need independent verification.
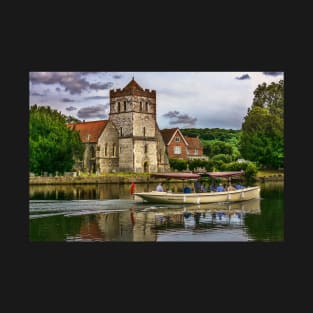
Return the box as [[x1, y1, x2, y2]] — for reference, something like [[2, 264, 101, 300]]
[[29, 184, 133, 200], [29, 198, 269, 242], [29, 182, 283, 242]]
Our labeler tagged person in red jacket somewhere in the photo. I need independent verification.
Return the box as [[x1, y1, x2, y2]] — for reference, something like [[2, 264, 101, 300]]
[[130, 181, 136, 195]]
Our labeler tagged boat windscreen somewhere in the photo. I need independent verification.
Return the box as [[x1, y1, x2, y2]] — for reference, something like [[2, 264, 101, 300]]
[[204, 171, 245, 178]]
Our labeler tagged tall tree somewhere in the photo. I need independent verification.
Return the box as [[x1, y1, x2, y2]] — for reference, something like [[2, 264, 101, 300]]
[[29, 105, 84, 174], [239, 80, 284, 169]]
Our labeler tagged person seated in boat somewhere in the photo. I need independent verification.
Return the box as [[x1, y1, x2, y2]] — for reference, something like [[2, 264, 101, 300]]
[[200, 183, 207, 192], [194, 180, 201, 193], [216, 183, 225, 192], [235, 183, 246, 190], [227, 183, 236, 191], [209, 183, 216, 192], [156, 182, 164, 192], [183, 186, 192, 193]]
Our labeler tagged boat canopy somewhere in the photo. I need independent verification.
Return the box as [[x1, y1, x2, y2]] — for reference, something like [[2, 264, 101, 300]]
[[203, 171, 245, 178], [150, 172, 201, 180], [150, 171, 244, 180]]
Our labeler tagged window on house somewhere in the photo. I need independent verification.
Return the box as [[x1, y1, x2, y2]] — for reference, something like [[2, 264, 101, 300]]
[[118, 102, 120, 112], [140, 102, 143, 111], [174, 146, 181, 154], [145, 102, 148, 112], [194, 148, 198, 155], [120, 127, 123, 136], [175, 137, 180, 142], [124, 101, 126, 111]]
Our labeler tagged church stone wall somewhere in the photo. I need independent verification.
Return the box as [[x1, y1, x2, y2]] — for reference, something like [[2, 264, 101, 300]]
[[76, 79, 171, 174], [156, 127, 170, 172], [97, 121, 119, 173], [118, 138, 134, 172]]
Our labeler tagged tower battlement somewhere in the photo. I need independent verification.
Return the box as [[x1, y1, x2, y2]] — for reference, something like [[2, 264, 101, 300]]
[[110, 78, 156, 99]]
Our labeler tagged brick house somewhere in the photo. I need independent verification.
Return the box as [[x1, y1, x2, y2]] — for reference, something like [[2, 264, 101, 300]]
[[160, 128, 207, 160], [185, 136, 206, 160]]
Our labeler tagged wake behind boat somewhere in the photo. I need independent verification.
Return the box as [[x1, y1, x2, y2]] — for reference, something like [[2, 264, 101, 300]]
[[133, 171, 260, 204]]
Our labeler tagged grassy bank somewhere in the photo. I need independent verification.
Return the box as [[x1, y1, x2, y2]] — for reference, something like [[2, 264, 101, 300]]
[[29, 169, 284, 185], [256, 169, 284, 182]]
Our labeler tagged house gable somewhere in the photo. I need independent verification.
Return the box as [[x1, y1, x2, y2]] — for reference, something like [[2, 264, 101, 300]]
[[160, 128, 189, 159]]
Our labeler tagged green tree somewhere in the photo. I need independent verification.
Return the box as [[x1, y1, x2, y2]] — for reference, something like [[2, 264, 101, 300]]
[[29, 105, 84, 174], [239, 80, 284, 169], [169, 158, 187, 171], [65, 115, 82, 123]]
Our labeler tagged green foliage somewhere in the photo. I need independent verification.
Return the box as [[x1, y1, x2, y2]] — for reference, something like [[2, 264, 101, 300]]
[[244, 162, 258, 180], [211, 153, 232, 163], [239, 80, 284, 169], [204, 160, 215, 171], [29, 105, 84, 174], [180, 128, 240, 142], [65, 115, 82, 123], [169, 158, 187, 171], [221, 161, 258, 180], [180, 128, 242, 164], [187, 159, 208, 171]]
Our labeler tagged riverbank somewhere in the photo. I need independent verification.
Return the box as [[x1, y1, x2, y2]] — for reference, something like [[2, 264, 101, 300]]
[[256, 170, 284, 183], [29, 171, 284, 185], [29, 175, 149, 185]]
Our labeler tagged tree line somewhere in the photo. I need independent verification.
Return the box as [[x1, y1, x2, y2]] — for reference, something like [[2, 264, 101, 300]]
[[29, 105, 84, 175], [179, 80, 284, 170]]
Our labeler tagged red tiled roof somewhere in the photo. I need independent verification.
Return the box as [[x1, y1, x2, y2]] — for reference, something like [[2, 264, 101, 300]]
[[185, 136, 203, 149], [160, 128, 179, 145], [67, 120, 107, 143], [123, 78, 144, 91]]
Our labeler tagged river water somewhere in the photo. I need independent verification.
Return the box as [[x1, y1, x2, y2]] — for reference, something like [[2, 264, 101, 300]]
[[29, 181, 284, 242]]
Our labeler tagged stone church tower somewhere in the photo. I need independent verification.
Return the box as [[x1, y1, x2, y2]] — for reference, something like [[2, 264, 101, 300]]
[[109, 78, 169, 173]]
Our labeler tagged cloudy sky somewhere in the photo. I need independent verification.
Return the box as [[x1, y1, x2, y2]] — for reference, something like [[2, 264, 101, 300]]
[[29, 71, 284, 130]]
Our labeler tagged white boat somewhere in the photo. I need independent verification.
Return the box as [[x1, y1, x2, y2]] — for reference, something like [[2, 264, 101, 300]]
[[134, 171, 260, 204]]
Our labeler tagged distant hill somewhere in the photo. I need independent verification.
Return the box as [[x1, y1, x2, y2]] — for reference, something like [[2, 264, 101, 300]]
[[180, 128, 241, 142]]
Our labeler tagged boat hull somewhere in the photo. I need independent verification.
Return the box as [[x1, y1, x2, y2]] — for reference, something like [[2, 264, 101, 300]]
[[134, 186, 260, 204]]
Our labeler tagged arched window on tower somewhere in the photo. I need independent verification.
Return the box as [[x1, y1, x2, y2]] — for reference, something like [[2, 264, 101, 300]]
[[144, 161, 149, 173], [124, 101, 127, 111], [113, 143, 117, 157], [158, 149, 162, 163], [104, 143, 108, 156], [118, 102, 121, 112], [145, 102, 148, 112], [140, 101, 143, 112]]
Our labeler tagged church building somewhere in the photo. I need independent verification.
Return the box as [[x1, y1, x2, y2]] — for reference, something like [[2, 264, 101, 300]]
[[67, 78, 170, 174]]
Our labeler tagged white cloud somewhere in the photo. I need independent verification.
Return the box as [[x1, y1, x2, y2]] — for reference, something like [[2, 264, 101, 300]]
[[29, 71, 284, 129]]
